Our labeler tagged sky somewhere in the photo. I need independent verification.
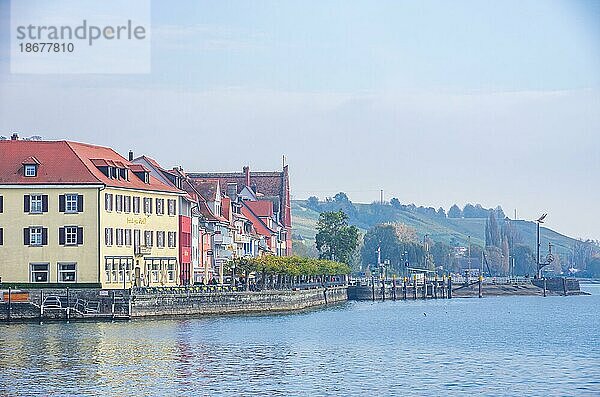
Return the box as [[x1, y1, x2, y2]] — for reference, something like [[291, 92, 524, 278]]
[[0, 0, 599, 240]]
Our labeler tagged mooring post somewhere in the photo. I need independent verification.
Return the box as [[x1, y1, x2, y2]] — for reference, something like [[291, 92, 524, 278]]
[[392, 276, 397, 301], [7, 287, 11, 322], [40, 289, 44, 320], [543, 277, 547, 297], [371, 276, 375, 302], [413, 275, 417, 300], [381, 277, 385, 302], [442, 275, 446, 298], [66, 287, 70, 321], [448, 276, 452, 299], [111, 291, 116, 320], [434, 276, 438, 299], [478, 275, 483, 298], [562, 277, 567, 296], [422, 278, 427, 299]]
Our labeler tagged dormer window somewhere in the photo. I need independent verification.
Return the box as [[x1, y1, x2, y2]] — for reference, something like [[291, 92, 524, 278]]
[[24, 164, 37, 177]]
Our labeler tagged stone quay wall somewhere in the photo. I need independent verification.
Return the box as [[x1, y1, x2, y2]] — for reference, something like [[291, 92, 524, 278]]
[[130, 286, 347, 317]]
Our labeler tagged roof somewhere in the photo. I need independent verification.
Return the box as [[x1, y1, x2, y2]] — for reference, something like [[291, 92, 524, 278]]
[[245, 200, 274, 217], [241, 202, 275, 237], [187, 165, 291, 230], [190, 179, 220, 201], [0, 140, 183, 194]]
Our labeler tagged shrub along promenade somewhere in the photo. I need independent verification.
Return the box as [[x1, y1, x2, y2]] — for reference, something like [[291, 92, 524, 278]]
[[0, 256, 352, 322]]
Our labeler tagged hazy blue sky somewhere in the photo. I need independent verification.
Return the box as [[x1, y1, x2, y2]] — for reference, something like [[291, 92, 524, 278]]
[[0, 0, 599, 240]]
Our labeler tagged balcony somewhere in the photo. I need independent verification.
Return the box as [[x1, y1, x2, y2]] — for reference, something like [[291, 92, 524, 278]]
[[134, 245, 152, 256]]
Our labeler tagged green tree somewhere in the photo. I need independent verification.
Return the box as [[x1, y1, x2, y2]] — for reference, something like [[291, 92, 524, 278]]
[[315, 210, 360, 265], [448, 204, 462, 218], [361, 223, 424, 275], [512, 244, 536, 276], [306, 196, 320, 210]]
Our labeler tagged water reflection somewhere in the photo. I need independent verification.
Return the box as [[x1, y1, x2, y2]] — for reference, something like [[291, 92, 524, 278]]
[[1, 294, 599, 396]]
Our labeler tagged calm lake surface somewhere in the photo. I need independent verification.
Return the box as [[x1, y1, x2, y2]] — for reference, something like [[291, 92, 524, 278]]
[[1, 285, 599, 396]]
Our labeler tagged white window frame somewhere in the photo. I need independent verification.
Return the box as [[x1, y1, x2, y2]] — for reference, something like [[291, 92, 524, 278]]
[[30, 194, 43, 214], [58, 262, 77, 282], [125, 229, 132, 246], [65, 194, 78, 213], [24, 164, 37, 177], [124, 196, 131, 213], [157, 231, 165, 248], [144, 230, 153, 247], [105, 193, 113, 212], [30, 262, 49, 283], [116, 228, 124, 246], [65, 226, 78, 245], [30, 226, 43, 246], [167, 262, 175, 282]]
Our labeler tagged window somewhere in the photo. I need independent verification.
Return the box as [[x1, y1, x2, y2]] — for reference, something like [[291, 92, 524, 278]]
[[150, 261, 160, 283], [116, 195, 123, 212], [125, 229, 132, 246], [58, 263, 76, 282], [156, 198, 165, 215], [105, 193, 113, 211], [124, 196, 131, 213], [24, 164, 37, 177], [59, 226, 83, 246], [65, 194, 78, 213], [168, 199, 176, 216], [116, 228, 124, 246], [157, 231, 165, 248], [167, 262, 176, 282], [133, 196, 140, 214], [65, 226, 77, 245], [134, 229, 141, 251], [29, 227, 43, 246], [168, 231, 176, 248], [143, 198, 152, 214], [31, 263, 49, 282], [144, 230, 153, 247], [104, 257, 133, 284], [105, 228, 113, 246], [30, 194, 44, 213]]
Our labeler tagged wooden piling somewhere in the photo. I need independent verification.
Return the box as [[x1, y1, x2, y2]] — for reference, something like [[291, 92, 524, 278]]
[[7, 287, 11, 322], [392, 277, 397, 301], [66, 287, 70, 321], [371, 277, 375, 302], [434, 276, 438, 299], [40, 289, 44, 320], [543, 277, 547, 297], [562, 277, 567, 296], [423, 279, 427, 299], [413, 275, 417, 300], [381, 278, 385, 302], [448, 276, 452, 299], [478, 275, 483, 298], [402, 277, 407, 300]]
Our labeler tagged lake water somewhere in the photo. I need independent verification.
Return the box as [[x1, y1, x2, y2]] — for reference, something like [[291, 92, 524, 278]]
[[1, 285, 599, 396]]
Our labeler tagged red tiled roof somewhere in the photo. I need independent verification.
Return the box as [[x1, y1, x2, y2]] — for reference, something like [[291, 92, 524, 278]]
[[241, 202, 274, 237], [0, 140, 182, 194], [245, 200, 274, 217], [189, 179, 220, 201]]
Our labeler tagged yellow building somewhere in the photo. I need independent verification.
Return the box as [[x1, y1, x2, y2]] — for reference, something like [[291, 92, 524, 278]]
[[0, 139, 184, 289]]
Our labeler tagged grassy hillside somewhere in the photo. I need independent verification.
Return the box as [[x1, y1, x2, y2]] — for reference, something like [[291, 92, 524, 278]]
[[292, 200, 580, 259]]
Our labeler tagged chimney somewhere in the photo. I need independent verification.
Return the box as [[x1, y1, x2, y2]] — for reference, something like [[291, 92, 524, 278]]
[[243, 166, 250, 186], [11, 133, 19, 141], [128, 150, 134, 161]]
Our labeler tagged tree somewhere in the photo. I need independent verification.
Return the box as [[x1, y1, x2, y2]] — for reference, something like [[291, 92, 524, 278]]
[[448, 204, 462, 218], [463, 203, 477, 218], [315, 210, 359, 265], [390, 198, 401, 209], [512, 244, 536, 276], [306, 196, 320, 210], [361, 223, 425, 275], [485, 210, 501, 248], [436, 207, 446, 218]]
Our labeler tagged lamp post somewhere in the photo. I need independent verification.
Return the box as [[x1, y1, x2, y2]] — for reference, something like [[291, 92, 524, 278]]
[[535, 213, 547, 278]]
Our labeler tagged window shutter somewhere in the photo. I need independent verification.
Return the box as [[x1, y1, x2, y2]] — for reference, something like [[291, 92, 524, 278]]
[[77, 227, 84, 245], [0, 196, 3, 213], [24, 195, 30, 212], [59, 195, 65, 212], [59, 227, 65, 245], [0, 228, 3, 245], [24, 228, 30, 245], [77, 195, 84, 212], [42, 228, 48, 245], [42, 195, 49, 213]]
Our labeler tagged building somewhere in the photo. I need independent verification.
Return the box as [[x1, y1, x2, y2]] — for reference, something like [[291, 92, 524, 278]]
[[187, 165, 292, 255], [0, 138, 183, 288]]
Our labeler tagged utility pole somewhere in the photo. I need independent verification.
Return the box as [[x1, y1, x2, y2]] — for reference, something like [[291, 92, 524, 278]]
[[380, 189, 384, 205], [535, 213, 547, 278]]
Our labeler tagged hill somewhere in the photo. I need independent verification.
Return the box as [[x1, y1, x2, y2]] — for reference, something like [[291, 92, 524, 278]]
[[292, 200, 580, 261]]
